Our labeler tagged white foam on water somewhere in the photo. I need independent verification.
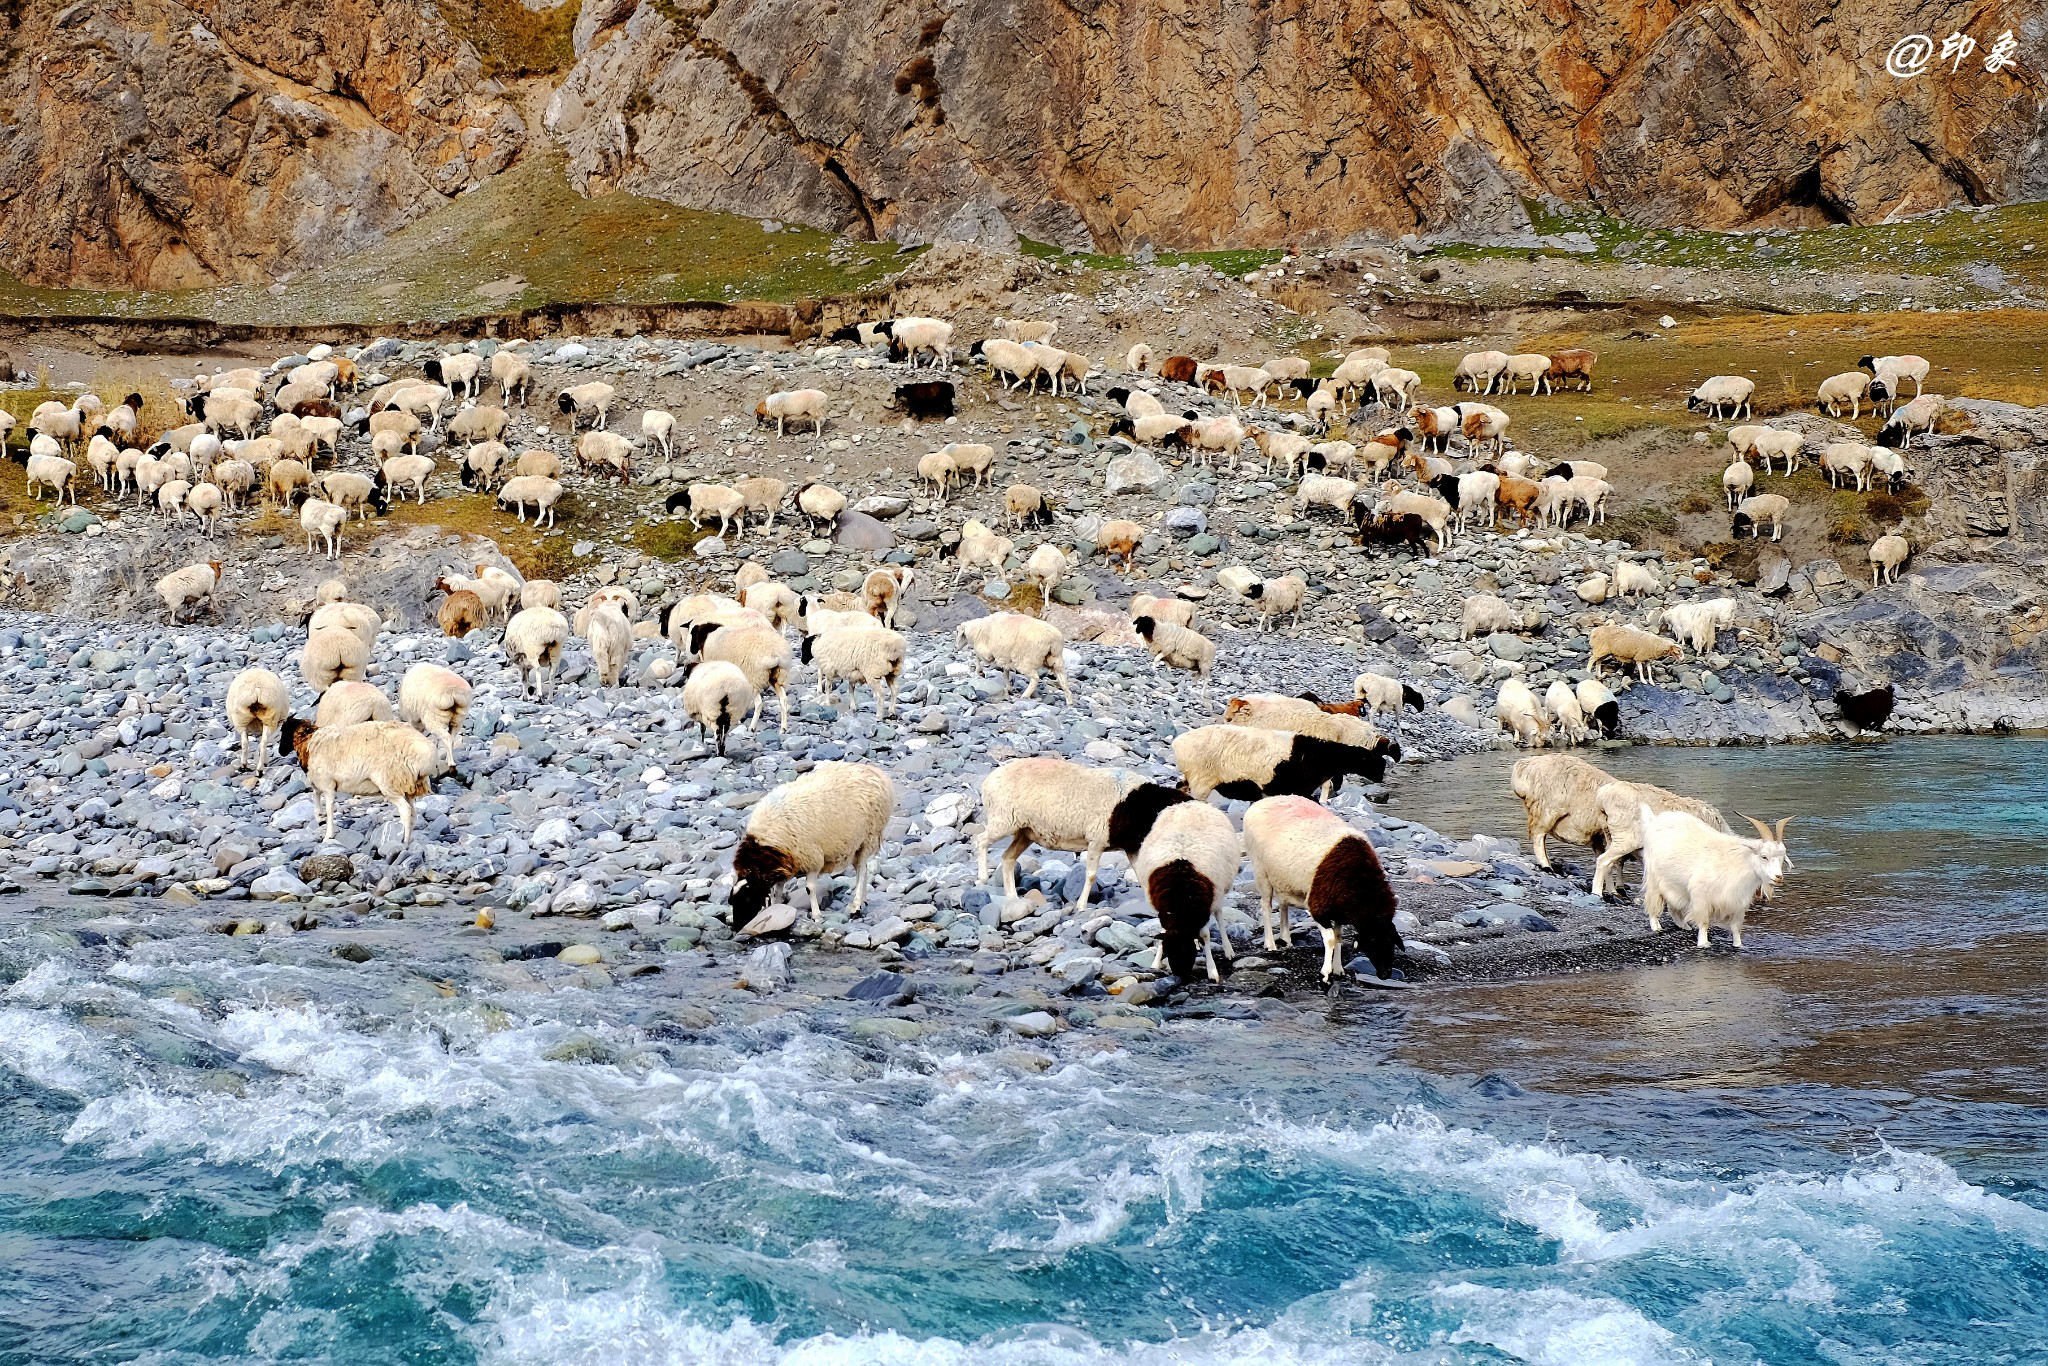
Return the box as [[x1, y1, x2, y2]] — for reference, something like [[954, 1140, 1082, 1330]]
[[0, 1005, 122, 1096], [1437, 1283, 1698, 1366]]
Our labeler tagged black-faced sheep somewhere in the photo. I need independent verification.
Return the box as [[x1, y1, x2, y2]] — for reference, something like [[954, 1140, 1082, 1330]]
[[1132, 800, 1242, 983], [280, 718, 439, 846], [729, 761, 896, 929], [1243, 795, 1401, 980], [973, 758, 1193, 910], [1172, 724, 1386, 801]]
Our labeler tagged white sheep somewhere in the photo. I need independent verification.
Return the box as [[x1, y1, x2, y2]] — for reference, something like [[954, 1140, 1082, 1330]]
[[281, 719, 439, 845], [641, 408, 677, 459], [1750, 427, 1803, 474], [492, 349, 533, 406], [1460, 594, 1528, 640], [497, 475, 564, 527], [1245, 574, 1306, 632], [1687, 376, 1755, 419], [1355, 672, 1425, 716], [1662, 598, 1738, 653], [728, 761, 896, 927], [301, 626, 369, 693], [398, 662, 472, 768], [379, 454, 435, 505], [1131, 593, 1195, 630], [447, 404, 509, 444], [1453, 349, 1510, 393], [1125, 343, 1155, 372], [917, 450, 957, 497], [951, 520, 1015, 586], [1223, 694, 1393, 759], [694, 621, 794, 728], [1816, 371, 1872, 418], [1006, 482, 1046, 528], [187, 481, 225, 534], [1132, 800, 1242, 983], [956, 612, 1071, 703], [503, 605, 569, 699], [975, 337, 1042, 390], [1296, 473, 1359, 518], [810, 623, 907, 718], [1502, 352, 1552, 395], [156, 561, 222, 623], [890, 318, 955, 369], [1870, 533, 1910, 584], [756, 388, 829, 441], [582, 600, 633, 689], [1877, 393, 1945, 448], [1641, 809, 1792, 948], [796, 482, 846, 533], [742, 580, 804, 630], [681, 658, 759, 754], [1496, 678, 1550, 748], [301, 497, 347, 559], [1589, 623, 1683, 680], [1024, 543, 1067, 600], [942, 441, 995, 487], [24, 452, 77, 504], [1613, 560, 1662, 597], [1242, 795, 1402, 980], [1544, 681, 1587, 747], [685, 483, 748, 538], [225, 667, 290, 771], [1723, 457, 1754, 509], [576, 430, 633, 482], [1511, 753, 1617, 869], [1819, 441, 1874, 492], [1732, 493, 1790, 541], [1860, 353, 1929, 397]]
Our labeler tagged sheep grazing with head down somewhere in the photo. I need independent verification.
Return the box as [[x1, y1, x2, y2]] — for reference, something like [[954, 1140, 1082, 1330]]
[[1024, 543, 1067, 601], [278, 718, 440, 845], [1511, 753, 1618, 869], [1687, 375, 1755, 419], [974, 759, 1193, 910], [756, 388, 829, 441], [1096, 518, 1144, 572], [316, 680, 395, 729], [437, 587, 488, 639], [1732, 493, 1790, 542], [1134, 614, 1217, 677], [1133, 800, 1242, 983], [810, 623, 907, 719], [505, 606, 569, 699], [1130, 592, 1194, 630], [862, 565, 913, 626], [556, 381, 616, 431], [956, 612, 1072, 703], [398, 662, 471, 769], [1576, 677, 1620, 738], [1244, 795, 1401, 981], [680, 658, 758, 755], [1355, 671, 1426, 717], [152, 561, 221, 626], [1245, 574, 1306, 632], [729, 761, 896, 929], [1642, 809, 1793, 948], [1545, 681, 1588, 747], [572, 598, 630, 689], [796, 482, 846, 533], [887, 317, 955, 369], [691, 619, 794, 728], [1589, 623, 1683, 681], [950, 520, 1014, 586], [225, 667, 290, 771], [1662, 598, 1739, 653], [1496, 678, 1550, 748], [1870, 533, 1910, 584], [1126, 343, 1155, 373], [1173, 724, 1387, 802]]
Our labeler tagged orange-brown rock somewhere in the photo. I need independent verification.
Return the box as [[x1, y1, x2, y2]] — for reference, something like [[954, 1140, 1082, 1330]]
[[0, 0, 524, 288]]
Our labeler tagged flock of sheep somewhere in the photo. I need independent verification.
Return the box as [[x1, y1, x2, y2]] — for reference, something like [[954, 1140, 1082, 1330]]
[[1, 309, 1848, 974]]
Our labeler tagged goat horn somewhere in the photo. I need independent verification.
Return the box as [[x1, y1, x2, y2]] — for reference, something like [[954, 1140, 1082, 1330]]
[[1738, 813, 1774, 842], [1775, 816, 1792, 840]]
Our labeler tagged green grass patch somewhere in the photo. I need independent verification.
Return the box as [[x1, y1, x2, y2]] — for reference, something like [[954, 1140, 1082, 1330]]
[[631, 515, 714, 562]]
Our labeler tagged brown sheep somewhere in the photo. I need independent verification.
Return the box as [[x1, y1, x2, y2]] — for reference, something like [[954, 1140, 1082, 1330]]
[[1495, 474, 1541, 526], [436, 584, 488, 638], [1158, 355, 1199, 384], [1545, 349, 1597, 392]]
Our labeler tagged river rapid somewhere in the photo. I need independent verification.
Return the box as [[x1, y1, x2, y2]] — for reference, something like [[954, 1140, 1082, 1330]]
[[3, 738, 2044, 1364]]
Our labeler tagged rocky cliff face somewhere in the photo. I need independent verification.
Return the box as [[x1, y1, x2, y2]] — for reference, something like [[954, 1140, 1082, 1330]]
[[547, 0, 2048, 253], [3, 0, 2045, 286], [0, 0, 524, 288]]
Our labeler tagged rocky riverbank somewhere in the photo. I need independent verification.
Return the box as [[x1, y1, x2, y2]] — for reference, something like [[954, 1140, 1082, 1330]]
[[0, 605, 1709, 1015]]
